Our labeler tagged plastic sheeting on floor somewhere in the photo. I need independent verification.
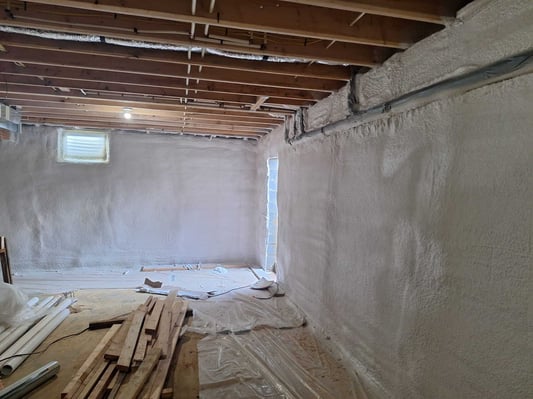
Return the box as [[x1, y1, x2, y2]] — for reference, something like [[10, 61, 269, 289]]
[[188, 290, 305, 334], [198, 327, 359, 399]]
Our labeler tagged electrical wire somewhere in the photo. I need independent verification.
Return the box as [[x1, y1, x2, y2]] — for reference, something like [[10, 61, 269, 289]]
[[0, 327, 89, 363]]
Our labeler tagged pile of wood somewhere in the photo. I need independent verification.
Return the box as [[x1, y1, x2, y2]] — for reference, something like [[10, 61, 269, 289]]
[[0, 295, 74, 376], [62, 292, 188, 399]]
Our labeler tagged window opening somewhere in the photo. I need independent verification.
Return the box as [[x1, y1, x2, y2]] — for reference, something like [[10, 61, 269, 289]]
[[57, 130, 109, 164], [265, 157, 279, 270]]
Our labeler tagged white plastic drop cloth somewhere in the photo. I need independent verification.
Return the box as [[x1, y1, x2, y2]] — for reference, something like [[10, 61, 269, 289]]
[[198, 327, 360, 399], [0, 282, 34, 326], [188, 290, 305, 334]]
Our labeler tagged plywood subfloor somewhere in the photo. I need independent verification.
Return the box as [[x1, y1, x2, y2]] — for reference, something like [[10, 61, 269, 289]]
[[0, 289, 201, 399]]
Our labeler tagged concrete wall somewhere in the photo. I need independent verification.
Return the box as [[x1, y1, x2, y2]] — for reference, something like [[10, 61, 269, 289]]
[[257, 1, 533, 397], [0, 127, 258, 271]]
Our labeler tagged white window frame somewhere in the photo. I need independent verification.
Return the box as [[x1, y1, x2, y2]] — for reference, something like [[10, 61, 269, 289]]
[[57, 130, 109, 164]]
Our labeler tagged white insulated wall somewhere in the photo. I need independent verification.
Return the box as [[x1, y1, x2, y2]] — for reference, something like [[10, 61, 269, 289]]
[[257, 1, 533, 398], [0, 127, 258, 270]]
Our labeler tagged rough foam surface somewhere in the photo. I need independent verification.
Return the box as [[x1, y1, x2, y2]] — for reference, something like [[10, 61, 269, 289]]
[[269, 73, 532, 399], [0, 127, 258, 270], [256, 0, 533, 395], [357, 0, 533, 108]]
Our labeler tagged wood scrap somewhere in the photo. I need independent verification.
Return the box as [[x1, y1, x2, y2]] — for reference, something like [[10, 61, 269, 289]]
[[104, 314, 133, 360], [144, 277, 163, 288], [88, 316, 127, 331], [144, 300, 164, 335], [115, 347, 161, 399], [61, 323, 121, 399], [86, 362, 116, 399], [117, 309, 146, 371], [133, 332, 151, 363], [63, 298, 189, 399]]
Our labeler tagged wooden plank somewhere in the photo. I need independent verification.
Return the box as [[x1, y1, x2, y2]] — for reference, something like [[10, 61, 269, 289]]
[[172, 333, 201, 399], [104, 314, 133, 361], [144, 300, 164, 335], [157, 290, 178, 359], [106, 370, 121, 395], [86, 362, 117, 399], [72, 359, 109, 399], [147, 300, 189, 399], [61, 324, 121, 399], [115, 347, 162, 399], [107, 371, 126, 399], [117, 309, 146, 372], [132, 332, 150, 363], [88, 317, 126, 331]]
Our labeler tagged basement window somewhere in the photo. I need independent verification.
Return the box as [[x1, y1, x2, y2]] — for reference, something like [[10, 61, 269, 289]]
[[57, 130, 109, 164]]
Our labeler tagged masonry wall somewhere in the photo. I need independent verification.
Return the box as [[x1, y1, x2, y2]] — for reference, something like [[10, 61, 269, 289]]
[[257, 1, 533, 397], [0, 127, 258, 271]]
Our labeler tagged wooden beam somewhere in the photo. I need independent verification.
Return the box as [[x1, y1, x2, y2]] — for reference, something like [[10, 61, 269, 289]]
[[14, 104, 284, 125], [0, 62, 326, 101], [21, 117, 267, 138], [0, 31, 351, 81], [3, 96, 290, 119], [0, 45, 344, 92], [18, 109, 281, 129], [251, 96, 270, 112], [117, 309, 146, 372], [0, 75, 313, 107], [0, 17, 389, 66], [274, 0, 456, 24], [17, 0, 436, 47]]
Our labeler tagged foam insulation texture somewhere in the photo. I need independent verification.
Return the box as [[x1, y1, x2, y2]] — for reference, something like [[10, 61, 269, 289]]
[[0, 127, 258, 271], [356, 0, 533, 109], [255, 0, 533, 395], [273, 74, 532, 399]]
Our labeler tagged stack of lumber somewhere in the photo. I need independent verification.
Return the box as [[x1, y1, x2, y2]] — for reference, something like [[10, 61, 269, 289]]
[[0, 295, 74, 376], [62, 292, 188, 399]]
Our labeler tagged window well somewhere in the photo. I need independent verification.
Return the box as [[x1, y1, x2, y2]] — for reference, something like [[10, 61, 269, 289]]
[[57, 130, 109, 164]]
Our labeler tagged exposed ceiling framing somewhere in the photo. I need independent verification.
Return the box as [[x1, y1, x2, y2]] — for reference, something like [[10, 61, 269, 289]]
[[0, 0, 470, 140]]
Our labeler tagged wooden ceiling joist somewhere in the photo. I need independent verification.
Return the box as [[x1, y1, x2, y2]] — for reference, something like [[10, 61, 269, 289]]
[[0, 46, 345, 92], [13, 0, 442, 48], [0, 63, 324, 102], [22, 117, 266, 138], [274, 0, 458, 24], [0, 32, 352, 81], [0, 0, 470, 139], [2, 93, 294, 116], [0, 76, 312, 107]]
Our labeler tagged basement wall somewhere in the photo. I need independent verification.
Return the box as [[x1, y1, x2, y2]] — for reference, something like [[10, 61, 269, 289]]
[[257, 1, 532, 398], [0, 127, 258, 271]]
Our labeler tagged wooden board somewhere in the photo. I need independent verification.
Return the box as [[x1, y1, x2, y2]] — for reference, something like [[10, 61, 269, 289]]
[[144, 300, 164, 334], [61, 324, 121, 399], [115, 347, 161, 399], [117, 310, 146, 371], [87, 362, 117, 399], [104, 314, 133, 360]]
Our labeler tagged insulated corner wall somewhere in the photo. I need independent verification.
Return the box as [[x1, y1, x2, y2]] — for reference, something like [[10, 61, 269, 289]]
[[0, 127, 258, 270], [257, 0, 533, 398]]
